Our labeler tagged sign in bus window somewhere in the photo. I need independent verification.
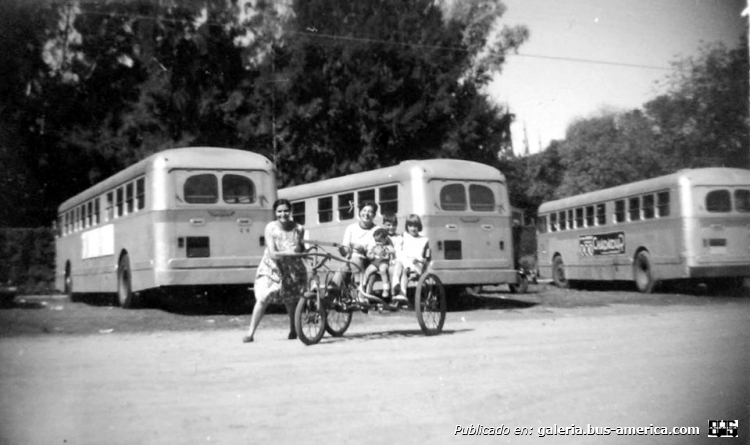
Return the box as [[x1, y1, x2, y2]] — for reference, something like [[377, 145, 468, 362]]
[[292, 201, 306, 225], [338, 193, 354, 220], [706, 189, 731, 212], [379, 185, 398, 215], [642, 194, 655, 219], [735, 189, 750, 212], [222, 174, 255, 204], [614, 200, 626, 223], [469, 184, 495, 211], [440, 184, 466, 211], [318, 196, 333, 223], [184, 174, 218, 204], [536, 215, 548, 234], [628, 197, 640, 221], [657, 191, 670, 217]]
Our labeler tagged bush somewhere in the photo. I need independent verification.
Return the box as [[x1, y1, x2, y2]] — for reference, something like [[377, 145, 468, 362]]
[[0, 228, 56, 295]]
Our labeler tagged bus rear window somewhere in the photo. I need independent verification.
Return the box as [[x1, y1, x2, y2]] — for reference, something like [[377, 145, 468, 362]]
[[379, 186, 398, 215], [185, 174, 218, 204], [706, 190, 731, 212], [222, 174, 255, 204], [440, 184, 466, 211], [469, 184, 495, 212], [735, 189, 750, 212]]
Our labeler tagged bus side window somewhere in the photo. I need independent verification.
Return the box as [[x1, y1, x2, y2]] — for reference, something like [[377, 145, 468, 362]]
[[379, 185, 398, 215], [469, 184, 495, 211], [706, 189, 731, 212], [184, 174, 218, 204], [558, 210, 567, 231], [585, 206, 594, 227], [628, 197, 640, 221], [595, 203, 605, 225], [106, 192, 114, 221], [126, 182, 134, 214], [338, 193, 354, 220], [440, 184, 466, 211], [292, 201, 306, 225], [136, 178, 145, 210], [642, 194, 655, 219], [657, 191, 670, 217], [536, 215, 548, 234], [567, 209, 574, 230], [735, 189, 750, 212], [614, 200, 626, 223], [94, 198, 100, 225], [575, 207, 584, 228], [357, 189, 375, 209], [318, 196, 333, 223], [550, 213, 557, 232]]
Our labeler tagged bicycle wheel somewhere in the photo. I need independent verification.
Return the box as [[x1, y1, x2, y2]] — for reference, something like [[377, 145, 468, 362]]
[[325, 298, 353, 337], [295, 295, 326, 345], [415, 273, 446, 336]]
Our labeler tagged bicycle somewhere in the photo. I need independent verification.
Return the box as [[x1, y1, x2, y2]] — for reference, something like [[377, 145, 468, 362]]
[[284, 241, 446, 345]]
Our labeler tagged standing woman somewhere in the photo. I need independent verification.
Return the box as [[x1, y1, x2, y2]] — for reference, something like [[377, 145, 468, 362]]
[[243, 199, 307, 343]]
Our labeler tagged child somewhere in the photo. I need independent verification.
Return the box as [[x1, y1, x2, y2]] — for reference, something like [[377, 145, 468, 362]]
[[394, 214, 429, 300], [365, 228, 395, 298], [382, 214, 403, 295]]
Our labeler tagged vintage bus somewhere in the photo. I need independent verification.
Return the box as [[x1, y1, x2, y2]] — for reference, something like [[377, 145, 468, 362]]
[[55, 147, 276, 307], [536, 168, 750, 292], [279, 159, 526, 293]]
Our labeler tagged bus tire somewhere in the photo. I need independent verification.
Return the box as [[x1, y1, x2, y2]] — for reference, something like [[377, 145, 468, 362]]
[[633, 251, 657, 293], [552, 256, 569, 289], [118, 253, 138, 308]]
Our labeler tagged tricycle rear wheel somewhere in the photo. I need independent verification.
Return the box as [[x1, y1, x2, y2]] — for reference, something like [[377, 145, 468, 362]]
[[295, 295, 326, 345]]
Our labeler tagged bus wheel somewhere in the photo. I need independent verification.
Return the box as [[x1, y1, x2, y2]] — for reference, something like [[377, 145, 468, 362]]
[[118, 253, 138, 308], [633, 251, 657, 293], [552, 256, 569, 289]]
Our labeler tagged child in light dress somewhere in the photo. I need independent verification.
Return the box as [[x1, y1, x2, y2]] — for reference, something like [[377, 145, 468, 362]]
[[393, 214, 429, 299]]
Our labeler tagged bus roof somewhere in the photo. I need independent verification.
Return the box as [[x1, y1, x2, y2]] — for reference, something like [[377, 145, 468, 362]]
[[58, 147, 273, 212], [538, 167, 750, 213], [280, 159, 505, 200]]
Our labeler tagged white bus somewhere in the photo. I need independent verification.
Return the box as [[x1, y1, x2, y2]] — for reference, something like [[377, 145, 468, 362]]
[[536, 168, 750, 292], [279, 159, 525, 293], [55, 147, 276, 307]]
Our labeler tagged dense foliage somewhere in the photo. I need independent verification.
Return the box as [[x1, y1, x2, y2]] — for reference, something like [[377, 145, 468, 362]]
[[0, 0, 527, 226]]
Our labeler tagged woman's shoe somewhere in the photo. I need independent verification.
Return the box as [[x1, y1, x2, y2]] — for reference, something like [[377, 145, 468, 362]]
[[242, 336, 254, 343], [288, 331, 298, 340]]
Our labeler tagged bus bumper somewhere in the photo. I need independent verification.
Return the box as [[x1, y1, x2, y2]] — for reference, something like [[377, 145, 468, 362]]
[[688, 264, 750, 279]]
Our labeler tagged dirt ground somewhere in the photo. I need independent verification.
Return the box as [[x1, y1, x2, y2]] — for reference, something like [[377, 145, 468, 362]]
[[0, 284, 748, 445]]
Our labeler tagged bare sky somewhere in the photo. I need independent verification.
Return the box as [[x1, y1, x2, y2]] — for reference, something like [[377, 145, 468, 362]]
[[490, 0, 747, 154]]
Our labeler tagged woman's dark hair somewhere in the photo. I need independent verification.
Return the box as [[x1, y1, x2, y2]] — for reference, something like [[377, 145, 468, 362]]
[[360, 200, 379, 214], [273, 198, 293, 212]]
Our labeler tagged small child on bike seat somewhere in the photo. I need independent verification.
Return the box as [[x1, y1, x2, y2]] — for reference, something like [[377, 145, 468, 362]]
[[366, 228, 396, 298]]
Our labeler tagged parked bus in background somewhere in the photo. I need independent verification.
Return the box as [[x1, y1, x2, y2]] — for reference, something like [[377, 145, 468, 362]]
[[536, 168, 750, 293], [279, 159, 528, 295], [55, 147, 276, 308]]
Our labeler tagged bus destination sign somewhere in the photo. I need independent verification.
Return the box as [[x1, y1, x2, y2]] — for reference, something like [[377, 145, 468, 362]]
[[579, 232, 625, 256]]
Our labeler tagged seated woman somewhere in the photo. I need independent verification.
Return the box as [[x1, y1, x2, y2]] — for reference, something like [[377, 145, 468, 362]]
[[331, 201, 381, 301]]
